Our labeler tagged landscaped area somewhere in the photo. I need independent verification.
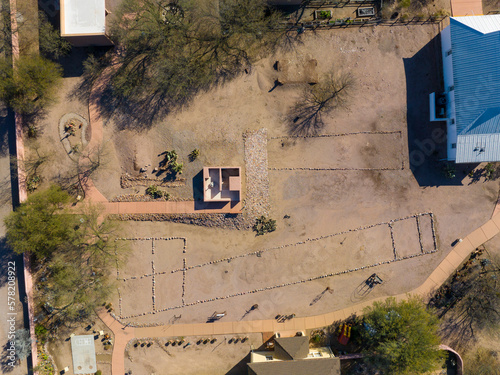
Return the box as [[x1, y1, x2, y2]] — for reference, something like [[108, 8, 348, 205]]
[[5, 0, 500, 374]]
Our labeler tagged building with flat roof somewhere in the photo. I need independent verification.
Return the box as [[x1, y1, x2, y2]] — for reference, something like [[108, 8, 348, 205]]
[[60, 0, 112, 46], [203, 167, 241, 203], [431, 15, 500, 163], [70, 335, 97, 374], [248, 336, 340, 375]]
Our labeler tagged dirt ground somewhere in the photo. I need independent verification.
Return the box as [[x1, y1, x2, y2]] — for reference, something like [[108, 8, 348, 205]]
[[451, 233, 500, 355], [124, 333, 262, 375], [45, 315, 113, 375], [483, 0, 500, 13], [107, 23, 498, 326], [32, 22, 500, 374]]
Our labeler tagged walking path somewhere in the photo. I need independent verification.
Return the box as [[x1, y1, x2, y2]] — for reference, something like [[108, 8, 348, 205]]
[[98, 209, 500, 375]]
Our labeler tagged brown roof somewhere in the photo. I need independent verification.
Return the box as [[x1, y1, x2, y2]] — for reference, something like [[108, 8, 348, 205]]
[[248, 357, 341, 375], [274, 337, 309, 360]]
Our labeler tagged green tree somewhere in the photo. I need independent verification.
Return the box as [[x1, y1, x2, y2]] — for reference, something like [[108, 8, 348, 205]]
[[4, 185, 75, 259], [0, 55, 62, 116], [5, 186, 128, 330], [38, 11, 71, 60], [361, 296, 444, 374]]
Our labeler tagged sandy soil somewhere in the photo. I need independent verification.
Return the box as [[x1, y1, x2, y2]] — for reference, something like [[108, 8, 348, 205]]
[[124, 333, 262, 375], [32, 24, 500, 326], [483, 0, 500, 14], [32, 22, 500, 374]]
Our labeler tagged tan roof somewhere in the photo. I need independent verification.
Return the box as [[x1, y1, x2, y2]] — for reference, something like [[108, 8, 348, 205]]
[[451, 0, 483, 16], [248, 357, 341, 375], [274, 336, 309, 360]]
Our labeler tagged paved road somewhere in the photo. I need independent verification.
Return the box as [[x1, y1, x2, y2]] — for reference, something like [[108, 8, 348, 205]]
[[0, 111, 29, 375]]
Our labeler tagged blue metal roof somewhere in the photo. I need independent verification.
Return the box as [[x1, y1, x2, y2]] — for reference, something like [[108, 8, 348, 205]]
[[450, 16, 500, 163], [451, 17, 500, 134], [460, 107, 500, 135]]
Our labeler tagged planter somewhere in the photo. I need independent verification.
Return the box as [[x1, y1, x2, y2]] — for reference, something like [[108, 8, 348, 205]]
[[314, 10, 332, 20]]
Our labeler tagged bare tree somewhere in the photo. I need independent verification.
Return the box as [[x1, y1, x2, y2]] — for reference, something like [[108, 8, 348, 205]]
[[431, 249, 500, 348], [289, 71, 353, 136], [54, 143, 109, 197]]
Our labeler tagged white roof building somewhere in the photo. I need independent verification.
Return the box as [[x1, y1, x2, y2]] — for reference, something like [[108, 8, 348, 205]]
[[60, 0, 112, 46]]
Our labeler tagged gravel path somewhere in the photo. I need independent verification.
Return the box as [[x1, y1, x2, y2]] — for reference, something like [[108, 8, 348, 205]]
[[243, 128, 270, 222]]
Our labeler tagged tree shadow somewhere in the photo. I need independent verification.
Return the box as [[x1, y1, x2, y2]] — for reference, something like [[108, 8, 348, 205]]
[[0, 238, 17, 288], [0, 340, 16, 373], [287, 99, 324, 136], [429, 251, 500, 350]]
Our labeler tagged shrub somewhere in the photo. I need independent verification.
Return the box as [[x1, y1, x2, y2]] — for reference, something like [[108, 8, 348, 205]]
[[318, 10, 331, 19], [0, 55, 62, 116], [35, 324, 48, 343], [484, 163, 496, 179], [253, 216, 277, 235], [399, 0, 411, 8], [443, 163, 456, 179], [96, 371, 102, 375], [171, 162, 183, 174], [145, 185, 169, 199], [27, 175, 41, 193]]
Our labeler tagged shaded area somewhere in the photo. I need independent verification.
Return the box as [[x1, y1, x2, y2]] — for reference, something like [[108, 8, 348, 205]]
[[0, 109, 18, 208], [404, 34, 464, 187], [429, 247, 500, 350]]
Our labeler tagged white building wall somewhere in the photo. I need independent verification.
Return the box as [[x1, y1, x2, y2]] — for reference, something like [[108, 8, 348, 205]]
[[441, 26, 457, 161]]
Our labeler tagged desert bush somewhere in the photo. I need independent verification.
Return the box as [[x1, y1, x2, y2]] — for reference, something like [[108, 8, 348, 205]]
[[0, 55, 62, 116], [27, 175, 41, 192], [189, 149, 200, 161], [145, 185, 170, 199], [253, 216, 277, 235], [171, 161, 184, 174]]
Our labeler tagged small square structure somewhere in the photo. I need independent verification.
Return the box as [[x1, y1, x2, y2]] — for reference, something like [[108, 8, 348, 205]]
[[60, 0, 112, 46], [203, 167, 241, 202], [71, 335, 97, 374]]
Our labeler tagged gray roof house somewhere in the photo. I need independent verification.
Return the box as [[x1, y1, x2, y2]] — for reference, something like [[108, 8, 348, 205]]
[[430, 15, 500, 163], [247, 336, 341, 375]]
